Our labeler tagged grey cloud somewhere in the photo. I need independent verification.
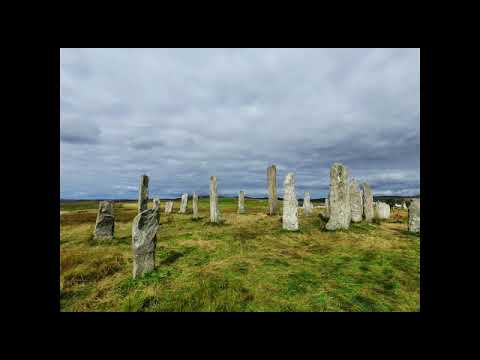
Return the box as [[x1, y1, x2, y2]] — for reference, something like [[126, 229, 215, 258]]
[[60, 48, 420, 199], [60, 116, 100, 144]]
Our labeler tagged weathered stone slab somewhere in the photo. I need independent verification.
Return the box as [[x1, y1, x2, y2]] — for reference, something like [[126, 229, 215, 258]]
[[210, 176, 220, 223], [132, 199, 160, 279], [238, 191, 245, 214], [326, 163, 351, 230], [374, 201, 390, 220], [165, 201, 173, 214], [324, 195, 330, 219], [408, 199, 420, 233], [179, 193, 188, 213], [153, 197, 161, 219], [349, 179, 363, 223], [303, 192, 313, 215], [361, 182, 374, 223], [192, 192, 199, 219], [267, 165, 278, 215], [93, 201, 115, 241], [138, 174, 149, 213], [282, 172, 299, 231]]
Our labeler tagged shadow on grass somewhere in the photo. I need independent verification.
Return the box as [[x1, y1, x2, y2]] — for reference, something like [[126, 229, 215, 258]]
[[390, 228, 421, 238], [203, 220, 230, 227]]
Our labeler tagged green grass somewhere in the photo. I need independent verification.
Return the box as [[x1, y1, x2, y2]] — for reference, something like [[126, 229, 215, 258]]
[[60, 198, 419, 312]]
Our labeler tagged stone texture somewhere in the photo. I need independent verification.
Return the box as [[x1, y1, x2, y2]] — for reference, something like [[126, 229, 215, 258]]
[[349, 179, 363, 223], [267, 165, 278, 215], [192, 192, 199, 219], [408, 199, 420, 233], [361, 182, 374, 223], [324, 195, 330, 219], [374, 201, 391, 220], [131, 199, 161, 279], [210, 176, 220, 223], [179, 193, 188, 213], [282, 172, 299, 231], [238, 191, 245, 214], [153, 197, 161, 220], [303, 192, 313, 215], [93, 201, 115, 241], [138, 174, 149, 213], [165, 201, 173, 214], [325, 163, 351, 230]]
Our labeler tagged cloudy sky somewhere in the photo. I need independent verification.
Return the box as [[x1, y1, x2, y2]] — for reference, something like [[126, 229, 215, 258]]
[[60, 48, 420, 199]]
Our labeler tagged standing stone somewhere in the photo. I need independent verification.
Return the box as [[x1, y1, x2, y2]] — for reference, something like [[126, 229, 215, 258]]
[[361, 182, 374, 223], [238, 191, 245, 214], [349, 179, 363, 223], [131, 199, 161, 279], [303, 192, 313, 215], [324, 195, 330, 219], [374, 201, 391, 220], [138, 174, 149, 213], [153, 197, 161, 221], [402, 201, 408, 210], [179, 193, 188, 213], [326, 163, 351, 230], [408, 199, 420, 233], [93, 201, 115, 241], [360, 189, 364, 212], [165, 201, 173, 214], [192, 192, 199, 219], [282, 172, 299, 231], [267, 165, 278, 215], [210, 176, 220, 223]]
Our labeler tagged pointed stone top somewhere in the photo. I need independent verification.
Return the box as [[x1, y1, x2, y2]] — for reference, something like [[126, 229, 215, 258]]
[[284, 172, 295, 185]]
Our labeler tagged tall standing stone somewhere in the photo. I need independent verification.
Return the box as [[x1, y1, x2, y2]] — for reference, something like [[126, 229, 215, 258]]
[[362, 182, 374, 223], [325, 163, 351, 230], [303, 192, 313, 215], [210, 176, 220, 223], [374, 201, 391, 219], [267, 165, 278, 215], [138, 174, 149, 213], [238, 191, 245, 214], [282, 172, 299, 231], [131, 199, 160, 279], [324, 194, 330, 219], [349, 179, 363, 223], [153, 197, 161, 220], [179, 193, 188, 213], [93, 201, 115, 241], [408, 199, 420, 233], [165, 201, 173, 214], [192, 192, 199, 219]]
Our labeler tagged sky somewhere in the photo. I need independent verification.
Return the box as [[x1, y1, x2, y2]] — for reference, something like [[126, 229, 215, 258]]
[[60, 48, 420, 199]]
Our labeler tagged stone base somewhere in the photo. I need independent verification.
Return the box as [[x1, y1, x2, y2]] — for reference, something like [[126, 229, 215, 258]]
[[283, 223, 299, 231], [325, 220, 349, 231], [93, 234, 113, 241], [133, 252, 155, 279]]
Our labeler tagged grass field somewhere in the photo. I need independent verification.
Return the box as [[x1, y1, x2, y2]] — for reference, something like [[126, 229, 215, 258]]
[[60, 198, 420, 312]]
